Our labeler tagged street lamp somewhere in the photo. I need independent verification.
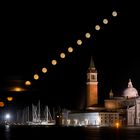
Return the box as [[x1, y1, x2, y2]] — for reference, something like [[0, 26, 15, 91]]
[[5, 113, 11, 124]]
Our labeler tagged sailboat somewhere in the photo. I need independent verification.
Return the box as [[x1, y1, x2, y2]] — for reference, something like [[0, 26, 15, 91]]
[[40, 106, 55, 125], [28, 100, 55, 125]]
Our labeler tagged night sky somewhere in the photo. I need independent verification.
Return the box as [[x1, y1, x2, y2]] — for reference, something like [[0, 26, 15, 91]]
[[0, 1, 140, 110]]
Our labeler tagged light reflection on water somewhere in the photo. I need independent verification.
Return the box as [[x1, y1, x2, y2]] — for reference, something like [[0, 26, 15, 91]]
[[5, 125, 11, 140], [1, 125, 140, 140]]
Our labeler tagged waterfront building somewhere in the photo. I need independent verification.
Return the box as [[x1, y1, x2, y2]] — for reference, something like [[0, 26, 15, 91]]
[[62, 57, 140, 127]]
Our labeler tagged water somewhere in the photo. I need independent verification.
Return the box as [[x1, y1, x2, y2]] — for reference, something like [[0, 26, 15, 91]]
[[1, 125, 140, 140]]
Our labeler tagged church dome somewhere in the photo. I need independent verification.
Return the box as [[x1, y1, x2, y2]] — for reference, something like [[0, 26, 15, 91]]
[[122, 79, 139, 98]]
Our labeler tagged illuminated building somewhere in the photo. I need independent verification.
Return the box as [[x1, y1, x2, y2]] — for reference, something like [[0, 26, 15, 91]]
[[86, 57, 98, 107], [105, 79, 140, 126], [62, 57, 140, 127], [62, 57, 120, 127]]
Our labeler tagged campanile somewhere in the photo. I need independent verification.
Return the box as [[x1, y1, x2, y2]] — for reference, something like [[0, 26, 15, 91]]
[[86, 57, 98, 107]]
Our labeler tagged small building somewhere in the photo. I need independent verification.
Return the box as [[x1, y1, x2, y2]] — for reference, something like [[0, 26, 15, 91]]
[[62, 111, 120, 127]]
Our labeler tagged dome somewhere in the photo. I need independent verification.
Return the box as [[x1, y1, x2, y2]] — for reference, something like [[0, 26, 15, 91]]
[[122, 79, 139, 98]]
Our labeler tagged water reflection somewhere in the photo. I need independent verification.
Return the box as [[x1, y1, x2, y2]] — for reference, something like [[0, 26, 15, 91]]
[[1, 125, 140, 140], [5, 125, 10, 140]]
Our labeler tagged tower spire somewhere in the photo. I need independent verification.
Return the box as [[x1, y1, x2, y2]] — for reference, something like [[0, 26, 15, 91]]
[[88, 56, 97, 73], [109, 89, 114, 99], [89, 56, 95, 68]]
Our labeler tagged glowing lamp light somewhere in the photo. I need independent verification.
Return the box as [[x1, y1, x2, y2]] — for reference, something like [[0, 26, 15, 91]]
[[34, 74, 39, 80], [25, 80, 31, 86], [42, 67, 47, 73], [0, 102, 4, 107], [7, 97, 13, 101], [103, 19, 108, 24], [115, 122, 120, 128], [5, 113, 11, 120], [60, 53, 66, 58], [95, 25, 100, 30], [77, 39, 82, 45], [68, 47, 73, 53], [51, 60, 57, 65], [85, 32, 91, 38], [112, 11, 117, 17]]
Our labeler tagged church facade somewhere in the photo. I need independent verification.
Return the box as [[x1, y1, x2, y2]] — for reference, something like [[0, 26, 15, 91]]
[[105, 79, 140, 126]]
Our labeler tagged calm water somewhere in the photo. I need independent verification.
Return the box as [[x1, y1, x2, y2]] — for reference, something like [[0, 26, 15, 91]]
[[0, 125, 140, 140]]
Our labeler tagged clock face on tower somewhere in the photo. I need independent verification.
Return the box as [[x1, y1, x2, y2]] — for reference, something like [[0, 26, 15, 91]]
[[87, 73, 97, 82], [91, 74, 95, 80]]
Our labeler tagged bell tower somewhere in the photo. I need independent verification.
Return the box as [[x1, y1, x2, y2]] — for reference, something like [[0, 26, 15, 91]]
[[86, 56, 98, 107]]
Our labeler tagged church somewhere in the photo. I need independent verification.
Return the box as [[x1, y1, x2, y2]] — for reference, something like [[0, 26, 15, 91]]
[[105, 78, 140, 126], [62, 57, 140, 127]]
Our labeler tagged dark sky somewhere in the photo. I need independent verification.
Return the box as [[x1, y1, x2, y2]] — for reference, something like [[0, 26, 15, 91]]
[[0, 0, 140, 110]]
